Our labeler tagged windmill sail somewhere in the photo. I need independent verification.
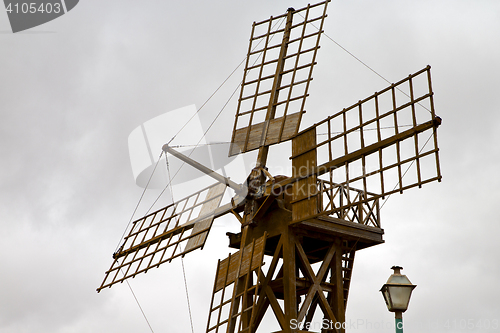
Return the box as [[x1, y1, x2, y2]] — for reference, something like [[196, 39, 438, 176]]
[[288, 66, 442, 224], [206, 233, 267, 333], [229, 1, 330, 156], [97, 182, 226, 291]]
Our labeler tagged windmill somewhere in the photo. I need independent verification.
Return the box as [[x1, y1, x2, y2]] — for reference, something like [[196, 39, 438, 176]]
[[98, 1, 442, 332]]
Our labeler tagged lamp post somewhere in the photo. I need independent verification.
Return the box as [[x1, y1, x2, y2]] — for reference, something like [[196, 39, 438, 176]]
[[380, 266, 416, 333]]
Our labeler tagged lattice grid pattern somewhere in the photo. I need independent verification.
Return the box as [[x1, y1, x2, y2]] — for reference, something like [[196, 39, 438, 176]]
[[97, 182, 226, 291], [318, 180, 380, 227], [290, 66, 441, 224], [229, 1, 329, 156], [206, 234, 267, 333]]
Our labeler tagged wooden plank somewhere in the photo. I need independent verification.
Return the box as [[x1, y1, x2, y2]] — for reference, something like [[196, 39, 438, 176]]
[[239, 242, 254, 279], [230, 112, 301, 156], [214, 257, 229, 292], [215, 252, 240, 292], [241, 234, 266, 275], [291, 127, 318, 222], [184, 183, 226, 252], [299, 216, 384, 247], [226, 252, 241, 288], [183, 218, 211, 253], [252, 234, 266, 270], [214, 234, 267, 292]]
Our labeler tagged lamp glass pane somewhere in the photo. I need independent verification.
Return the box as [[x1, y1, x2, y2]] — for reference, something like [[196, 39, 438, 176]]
[[387, 285, 413, 310], [382, 288, 392, 309]]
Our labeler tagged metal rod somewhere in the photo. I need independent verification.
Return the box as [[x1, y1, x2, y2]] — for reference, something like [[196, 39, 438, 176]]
[[395, 311, 403, 333], [162, 144, 243, 192]]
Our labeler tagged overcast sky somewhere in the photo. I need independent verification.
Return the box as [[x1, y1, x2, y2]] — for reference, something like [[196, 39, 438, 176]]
[[1, 1, 500, 332]]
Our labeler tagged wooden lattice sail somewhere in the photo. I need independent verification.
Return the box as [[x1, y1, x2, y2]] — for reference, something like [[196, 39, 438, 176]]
[[287, 65, 441, 224], [97, 182, 226, 291], [229, 1, 329, 157], [206, 233, 267, 332]]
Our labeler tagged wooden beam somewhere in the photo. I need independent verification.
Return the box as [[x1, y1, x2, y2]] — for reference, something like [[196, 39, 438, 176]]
[[256, 8, 294, 167], [317, 118, 439, 177], [332, 239, 345, 333], [272, 117, 440, 193], [283, 226, 298, 332]]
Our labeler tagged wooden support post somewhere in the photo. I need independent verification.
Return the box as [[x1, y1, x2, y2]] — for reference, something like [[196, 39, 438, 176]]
[[283, 227, 297, 332], [331, 239, 345, 333], [250, 235, 285, 331]]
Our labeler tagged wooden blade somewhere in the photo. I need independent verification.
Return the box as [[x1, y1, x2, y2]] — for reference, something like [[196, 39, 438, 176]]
[[229, 1, 330, 158], [97, 182, 226, 292], [287, 66, 442, 224], [205, 233, 267, 333]]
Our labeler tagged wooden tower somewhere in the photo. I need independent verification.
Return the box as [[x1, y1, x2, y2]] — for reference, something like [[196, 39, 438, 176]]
[[98, 2, 442, 332]]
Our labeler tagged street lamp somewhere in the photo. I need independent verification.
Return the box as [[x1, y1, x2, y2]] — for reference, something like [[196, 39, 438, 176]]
[[380, 266, 416, 333]]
